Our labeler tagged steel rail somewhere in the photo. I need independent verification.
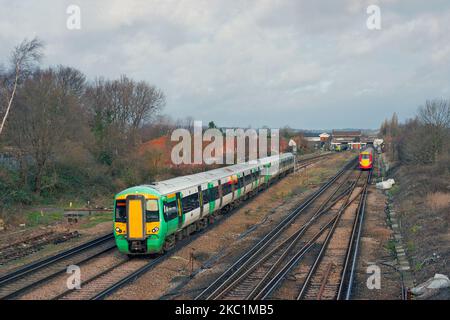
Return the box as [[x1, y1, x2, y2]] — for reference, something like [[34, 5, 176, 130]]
[[51, 258, 129, 300], [0, 153, 346, 300], [217, 183, 353, 300], [54, 154, 342, 300], [197, 160, 355, 300], [244, 180, 356, 300], [296, 171, 362, 300], [0, 243, 116, 299], [258, 177, 364, 300], [0, 233, 114, 287], [337, 170, 372, 300], [195, 157, 356, 300], [91, 195, 255, 301], [91, 255, 166, 300], [294, 153, 334, 172], [255, 215, 338, 300]]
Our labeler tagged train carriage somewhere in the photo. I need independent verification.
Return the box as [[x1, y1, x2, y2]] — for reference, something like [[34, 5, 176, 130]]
[[114, 153, 295, 255]]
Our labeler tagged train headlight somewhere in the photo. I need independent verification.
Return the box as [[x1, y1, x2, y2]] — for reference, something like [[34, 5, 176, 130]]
[[151, 227, 159, 233], [115, 227, 122, 233]]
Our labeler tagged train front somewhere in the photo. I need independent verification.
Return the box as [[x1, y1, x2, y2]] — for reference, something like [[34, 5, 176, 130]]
[[113, 186, 165, 255], [359, 151, 373, 170]]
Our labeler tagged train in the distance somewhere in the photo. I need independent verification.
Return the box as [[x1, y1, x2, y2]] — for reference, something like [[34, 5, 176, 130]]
[[359, 149, 373, 170], [114, 153, 295, 255]]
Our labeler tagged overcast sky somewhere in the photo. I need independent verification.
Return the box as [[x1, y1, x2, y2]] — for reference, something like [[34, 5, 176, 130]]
[[1, 0, 450, 129]]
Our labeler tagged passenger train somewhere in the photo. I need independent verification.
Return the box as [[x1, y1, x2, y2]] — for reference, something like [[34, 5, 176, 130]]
[[359, 149, 373, 170], [114, 153, 295, 255]]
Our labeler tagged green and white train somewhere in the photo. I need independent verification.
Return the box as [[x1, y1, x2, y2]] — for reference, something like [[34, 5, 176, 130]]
[[114, 153, 295, 255]]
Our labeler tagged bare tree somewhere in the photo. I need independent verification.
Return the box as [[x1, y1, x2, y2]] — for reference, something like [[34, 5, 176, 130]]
[[55, 65, 86, 99], [419, 99, 450, 129], [0, 38, 44, 136], [85, 76, 165, 131], [83, 76, 165, 164], [8, 68, 86, 194], [418, 99, 450, 161], [398, 118, 435, 164]]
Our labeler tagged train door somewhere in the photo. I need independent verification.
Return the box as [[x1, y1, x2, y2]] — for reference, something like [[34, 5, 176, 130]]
[[245, 170, 251, 193], [162, 195, 178, 235], [126, 195, 146, 240], [251, 169, 255, 189], [180, 188, 201, 227], [198, 186, 203, 218], [207, 182, 215, 214], [221, 179, 233, 206], [264, 163, 271, 184], [176, 192, 183, 229], [231, 177, 235, 201], [218, 180, 223, 209], [256, 167, 262, 187]]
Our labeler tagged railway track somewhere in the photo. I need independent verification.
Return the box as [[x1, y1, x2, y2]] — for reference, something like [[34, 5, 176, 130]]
[[336, 169, 371, 300], [195, 164, 371, 300], [0, 231, 80, 264], [0, 233, 115, 300], [1, 152, 344, 300], [59, 152, 341, 300], [53, 256, 147, 300], [195, 156, 359, 300], [295, 170, 371, 300], [295, 152, 333, 172]]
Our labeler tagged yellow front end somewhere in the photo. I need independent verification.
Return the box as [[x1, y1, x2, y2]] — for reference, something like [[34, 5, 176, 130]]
[[114, 192, 163, 254], [359, 152, 372, 169], [128, 199, 145, 240]]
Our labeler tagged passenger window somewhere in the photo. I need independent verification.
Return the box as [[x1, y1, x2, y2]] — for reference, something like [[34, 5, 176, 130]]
[[209, 186, 220, 200], [181, 193, 200, 213], [222, 182, 232, 195], [202, 189, 210, 203], [238, 176, 244, 188], [163, 201, 178, 221]]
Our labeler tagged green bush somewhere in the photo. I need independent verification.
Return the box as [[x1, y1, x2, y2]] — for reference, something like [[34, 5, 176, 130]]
[[0, 166, 34, 207]]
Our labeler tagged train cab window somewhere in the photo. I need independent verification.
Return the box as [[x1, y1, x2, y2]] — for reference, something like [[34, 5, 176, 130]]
[[145, 199, 159, 222], [115, 200, 126, 222], [181, 193, 200, 213], [361, 154, 370, 160], [163, 201, 178, 221]]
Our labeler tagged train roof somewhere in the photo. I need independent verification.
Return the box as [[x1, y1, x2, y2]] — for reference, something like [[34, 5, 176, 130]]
[[141, 153, 294, 195], [360, 148, 374, 154]]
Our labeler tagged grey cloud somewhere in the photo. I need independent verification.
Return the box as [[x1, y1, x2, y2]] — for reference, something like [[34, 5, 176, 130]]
[[1, 0, 450, 129]]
